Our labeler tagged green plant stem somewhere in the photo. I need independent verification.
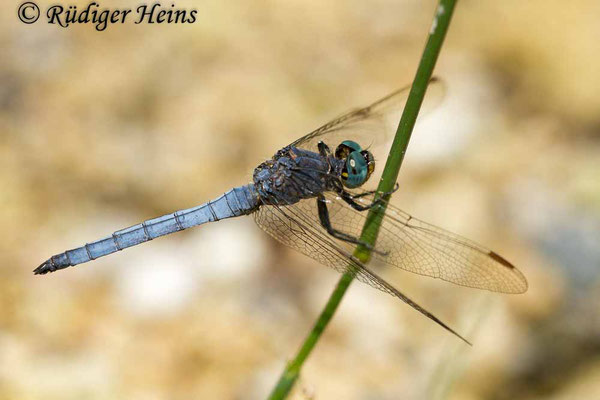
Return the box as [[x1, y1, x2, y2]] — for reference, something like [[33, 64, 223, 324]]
[[267, 1, 457, 398]]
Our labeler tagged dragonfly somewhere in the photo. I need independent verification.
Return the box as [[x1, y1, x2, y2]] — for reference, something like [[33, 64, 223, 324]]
[[35, 80, 528, 344]]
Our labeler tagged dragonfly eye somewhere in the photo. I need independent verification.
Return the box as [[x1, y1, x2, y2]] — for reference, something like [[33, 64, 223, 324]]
[[335, 140, 363, 159], [335, 140, 374, 188], [341, 151, 374, 188]]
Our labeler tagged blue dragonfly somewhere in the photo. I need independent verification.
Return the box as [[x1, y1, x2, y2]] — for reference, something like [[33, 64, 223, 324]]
[[35, 81, 528, 343]]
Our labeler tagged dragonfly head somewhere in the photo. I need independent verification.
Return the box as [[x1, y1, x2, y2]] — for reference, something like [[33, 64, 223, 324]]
[[335, 140, 375, 188]]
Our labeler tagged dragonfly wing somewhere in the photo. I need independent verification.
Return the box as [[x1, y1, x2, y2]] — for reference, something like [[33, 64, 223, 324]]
[[289, 78, 445, 152], [322, 191, 528, 294], [253, 200, 470, 343]]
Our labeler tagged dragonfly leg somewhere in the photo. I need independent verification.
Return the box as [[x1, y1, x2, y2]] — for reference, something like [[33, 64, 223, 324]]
[[340, 191, 380, 211], [341, 183, 399, 211], [317, 141, 332, 157], [350, 183, 399, 200], [317, 194, 386, 255]]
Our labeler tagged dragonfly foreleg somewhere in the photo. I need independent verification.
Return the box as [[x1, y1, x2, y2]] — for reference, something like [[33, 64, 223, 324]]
[[340, 183, 400, 211], [317, 141, 332, 157], [350, 183, 400, 200], [316, 194, 386, 256]]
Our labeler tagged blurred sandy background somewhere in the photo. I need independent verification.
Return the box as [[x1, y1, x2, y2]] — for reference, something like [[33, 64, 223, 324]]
[[2, 0, 600, 399]]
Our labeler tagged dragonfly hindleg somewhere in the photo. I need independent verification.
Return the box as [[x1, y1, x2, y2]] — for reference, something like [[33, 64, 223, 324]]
[[317, 194, 386, 255]]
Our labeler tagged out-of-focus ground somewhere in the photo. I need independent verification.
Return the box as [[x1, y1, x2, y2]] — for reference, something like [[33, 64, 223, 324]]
[[2, 1, 600, 399]]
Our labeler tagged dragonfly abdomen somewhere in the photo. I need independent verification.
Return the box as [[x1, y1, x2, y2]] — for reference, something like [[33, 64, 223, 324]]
[[34, 184, 260, 274]]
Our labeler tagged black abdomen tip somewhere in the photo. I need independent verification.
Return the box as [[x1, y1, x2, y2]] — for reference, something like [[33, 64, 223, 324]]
[[33, 260, 54, 275], [33, 257, 70, 275]]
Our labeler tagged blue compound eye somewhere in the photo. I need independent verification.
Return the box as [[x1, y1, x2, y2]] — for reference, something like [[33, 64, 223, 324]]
[[336, 140, 375, 188], [335, 140, 363, 159], [342, 152, 368, 188]]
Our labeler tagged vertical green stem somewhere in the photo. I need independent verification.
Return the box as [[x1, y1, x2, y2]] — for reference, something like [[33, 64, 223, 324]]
[[267, 1, 457, 398]]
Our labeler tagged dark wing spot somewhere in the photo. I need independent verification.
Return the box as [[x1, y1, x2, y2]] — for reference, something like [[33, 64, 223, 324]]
[[489, 251, 515, 269]]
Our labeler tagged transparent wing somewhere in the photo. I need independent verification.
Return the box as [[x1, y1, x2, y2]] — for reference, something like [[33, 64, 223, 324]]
[[289, 78, 445, 152], [322, 191, 528, 294], [253, 200, 470, 343]]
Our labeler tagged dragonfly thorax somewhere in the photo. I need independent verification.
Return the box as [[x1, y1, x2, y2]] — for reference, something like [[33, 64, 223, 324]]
[[253, 146, 343, 206]]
